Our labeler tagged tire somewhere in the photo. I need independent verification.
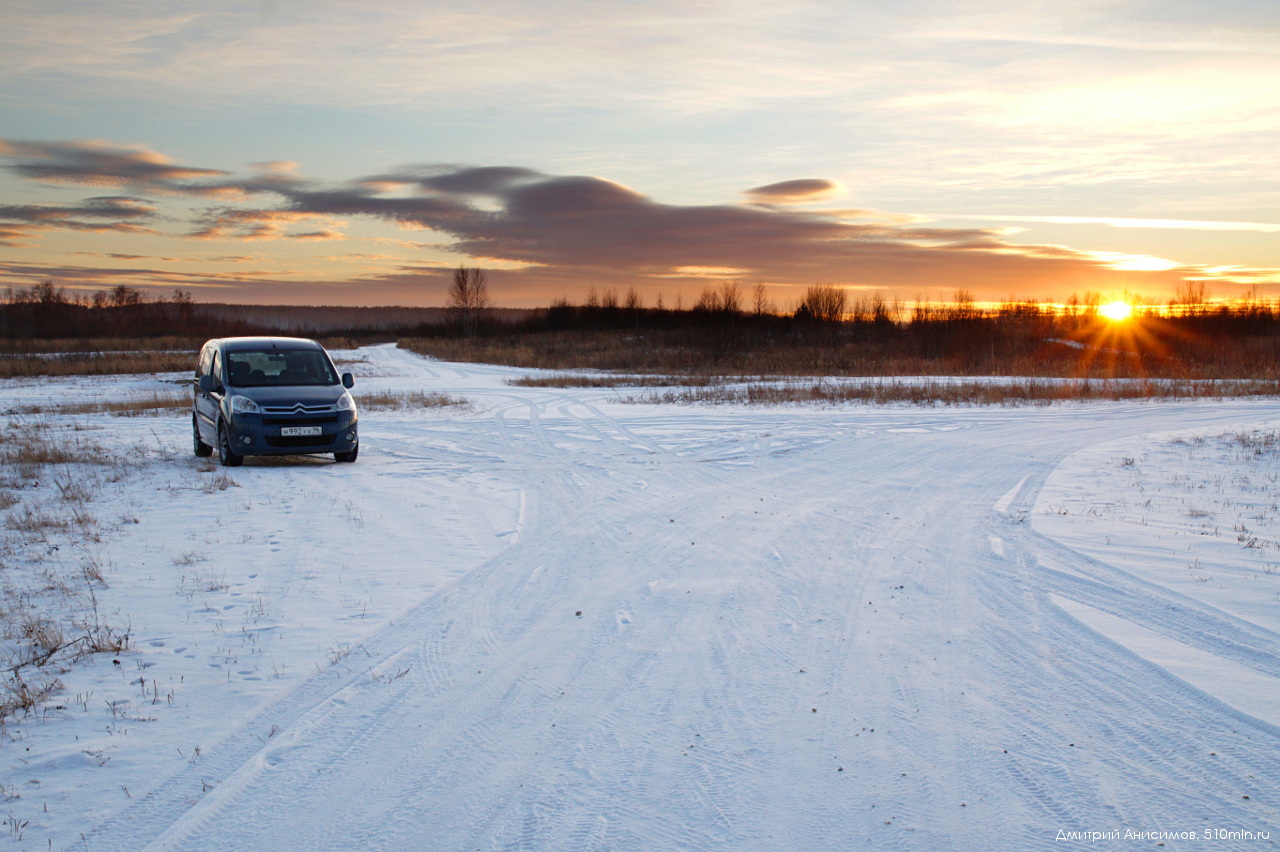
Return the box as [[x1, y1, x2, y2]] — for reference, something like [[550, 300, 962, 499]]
[[193, 415, 213, 457], [217, 422, 243, 467], [334, 442, 359, 464]]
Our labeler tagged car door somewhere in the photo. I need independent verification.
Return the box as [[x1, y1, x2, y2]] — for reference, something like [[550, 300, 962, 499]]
[[194, 346, 222, 442]]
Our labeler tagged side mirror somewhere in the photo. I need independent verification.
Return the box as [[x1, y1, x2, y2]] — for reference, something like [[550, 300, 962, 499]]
[[342, 372, 355, 389], [198, 374, 215, 393]]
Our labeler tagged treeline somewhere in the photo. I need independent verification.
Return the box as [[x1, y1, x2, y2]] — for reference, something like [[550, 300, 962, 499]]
[[0, 282, 531, 343], [407, 284, 1280, 381], [7, 279, 1280, 381], [2, 282, 238, 342]]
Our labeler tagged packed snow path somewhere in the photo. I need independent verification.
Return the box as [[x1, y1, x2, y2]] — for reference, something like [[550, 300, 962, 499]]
[[72, 345, 1279, 850]]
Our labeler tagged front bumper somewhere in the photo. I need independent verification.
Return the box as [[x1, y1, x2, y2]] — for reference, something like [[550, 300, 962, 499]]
[[225, 410, 358, 456]]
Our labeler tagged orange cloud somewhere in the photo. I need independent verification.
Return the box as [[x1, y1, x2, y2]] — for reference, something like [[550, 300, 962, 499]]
[[189, 209, 348, 241], [745, 179, 844, 204]]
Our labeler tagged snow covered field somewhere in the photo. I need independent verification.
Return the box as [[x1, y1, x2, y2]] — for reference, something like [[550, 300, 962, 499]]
[[1, 343, 1277, 851]]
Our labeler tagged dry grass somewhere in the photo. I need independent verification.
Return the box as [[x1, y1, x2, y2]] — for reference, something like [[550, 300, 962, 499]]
[[0, 422, 110, 467], [399, 322, 1280, 385], [1229, 429, 1280, 457], [509, 373, 729, 389], [402, 332, 717, 374], [0, 336, 198, 355], [0, 675, 63, 720], [357, 390, 470, 410], [0, 351, 193, 379], [4, 392, 189, 417], [180, 571, 229, 595], [628, 377, 1280, 406], [198, 467, 238, 493], [0, 421, 134, 723], [3, 504, 73, 537]]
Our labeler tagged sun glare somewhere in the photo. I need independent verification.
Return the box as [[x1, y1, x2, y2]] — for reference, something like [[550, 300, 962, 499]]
[[1099, 300, 1133, 322]]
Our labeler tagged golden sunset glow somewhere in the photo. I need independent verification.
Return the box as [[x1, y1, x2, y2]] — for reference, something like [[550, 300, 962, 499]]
[[1099, 301, 1133, 322], [0, 2, 1276, 307]]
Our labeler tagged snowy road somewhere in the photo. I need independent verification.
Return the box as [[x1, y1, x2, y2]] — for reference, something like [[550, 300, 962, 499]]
[[10, 345, 1278, 850]]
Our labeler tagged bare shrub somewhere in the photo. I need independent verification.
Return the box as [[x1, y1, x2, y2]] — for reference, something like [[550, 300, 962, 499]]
[[172, 550, 209, 567], [0, 675, 62, 720], [199, 470, 238, 494], [80, 556, 105, 585], [180, 571, 229, 594], [76, 619, 130, 655], [19, 612, 65, 658], [54, 472, 92, 504]]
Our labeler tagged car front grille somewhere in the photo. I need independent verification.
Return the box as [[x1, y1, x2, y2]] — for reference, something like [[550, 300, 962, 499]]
[[261, 403, 335, 415], [262, 415, 339, 426]]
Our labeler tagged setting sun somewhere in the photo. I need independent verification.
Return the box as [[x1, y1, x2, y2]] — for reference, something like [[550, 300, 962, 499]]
[[1099, 300, 1133, 322]]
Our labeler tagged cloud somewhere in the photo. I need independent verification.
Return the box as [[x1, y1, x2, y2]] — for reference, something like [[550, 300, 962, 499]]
[[412, 166, 543, 196], [4, 139, 1276, 304], [943, 214, 1280, 233], [287, 230, 346, 241], [0, 196, 155, 222], [0, 196, 161, 243], [0, 224, 39, 248], [745, 179, 844, 204], [141, 159, 1279, 296], [188, 208, 348, 241], [327, 168, 1102, 295], [0, 139, 226, 188], [250, 161, 302, 173]]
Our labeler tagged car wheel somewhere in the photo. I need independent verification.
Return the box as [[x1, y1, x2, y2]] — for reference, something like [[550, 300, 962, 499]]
[[334, 442, 359, 463], [217, 422, 243, 467], [193, 415, 213, 457]]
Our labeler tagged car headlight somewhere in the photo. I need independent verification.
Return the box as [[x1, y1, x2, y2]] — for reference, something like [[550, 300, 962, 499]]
[[229, 395, 261, 414], [335, 391, 356, 413]]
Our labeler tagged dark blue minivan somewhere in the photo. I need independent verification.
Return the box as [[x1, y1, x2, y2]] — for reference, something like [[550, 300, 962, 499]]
[[193, 337, 358, 466]]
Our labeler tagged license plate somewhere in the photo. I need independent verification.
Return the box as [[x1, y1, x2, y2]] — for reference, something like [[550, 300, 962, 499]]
[[280, 426, 322, 437]]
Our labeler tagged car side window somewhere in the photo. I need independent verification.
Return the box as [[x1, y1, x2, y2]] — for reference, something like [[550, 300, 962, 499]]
[[198, 346, 213, 379], [211, 350, 223, 388]]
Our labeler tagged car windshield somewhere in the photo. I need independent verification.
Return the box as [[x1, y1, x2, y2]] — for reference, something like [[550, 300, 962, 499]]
[[225, 349, 338, 387]]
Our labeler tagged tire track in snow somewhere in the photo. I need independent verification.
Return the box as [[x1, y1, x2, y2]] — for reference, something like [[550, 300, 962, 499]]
[[84, 353, 1280, 849], [1026, 531, 1280, 681], [979, 463, 1280, 837]]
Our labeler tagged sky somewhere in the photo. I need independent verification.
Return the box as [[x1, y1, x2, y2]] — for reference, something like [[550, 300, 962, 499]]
[[1, 0, 1278, 309]]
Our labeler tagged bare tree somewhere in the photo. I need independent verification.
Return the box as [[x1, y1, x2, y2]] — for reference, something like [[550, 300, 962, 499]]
[[109, 285, 144, 308], [718, 280, 743, 314], [448, 266, 491, 336], [1175, 280, 1209, 316], [693, 286, 721, 313], [752, 282, 772, 316], [801, 284, 847, 322], [949, 289, 977, 321]]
